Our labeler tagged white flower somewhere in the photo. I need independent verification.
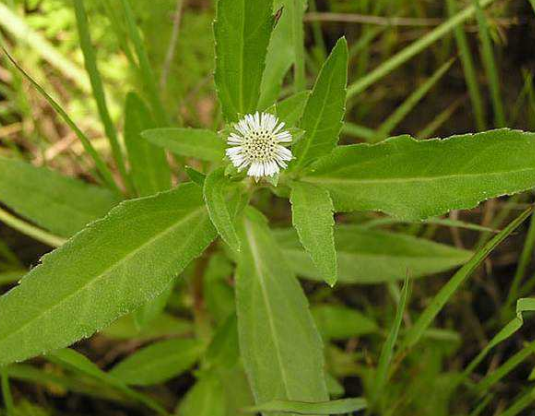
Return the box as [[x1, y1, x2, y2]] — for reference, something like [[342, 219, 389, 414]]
[[226, 112, 293, 180]]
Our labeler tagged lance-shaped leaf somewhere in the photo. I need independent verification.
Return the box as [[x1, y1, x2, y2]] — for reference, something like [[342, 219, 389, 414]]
[[290, 182, 337, 286], [143, 128, 225, 162], [124, 93, 171, 197], [204, 168, 241, 252], [292, 38, 348, 170], [214, 0, 274, 121], [0, 183, 216, 366], [275, 226, 472, 284], [0, 156, 121, 237], [304, 129, 535, 220], [110, 338, 205, 386], [236, 208, 329, 411], [259, 0, 307, 109]]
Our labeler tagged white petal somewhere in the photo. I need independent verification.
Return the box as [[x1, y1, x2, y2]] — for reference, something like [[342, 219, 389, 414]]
[[273, 121, 286, 134], [275, 131, 292, 143], [228, 133, 243, 144], [275, 145, 293, 160]]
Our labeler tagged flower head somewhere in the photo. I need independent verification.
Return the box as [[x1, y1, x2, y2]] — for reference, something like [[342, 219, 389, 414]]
[[226, 112, 293, 180]]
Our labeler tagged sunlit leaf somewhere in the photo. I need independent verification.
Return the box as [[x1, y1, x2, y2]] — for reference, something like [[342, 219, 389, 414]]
[[304, 130, 535, 219], [0, 184, 215, 366]]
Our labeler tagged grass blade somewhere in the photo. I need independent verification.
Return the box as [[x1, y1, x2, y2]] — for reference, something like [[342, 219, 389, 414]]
[[503, 211, 535, 313], [48, 349, 168, 415], [460, 298, 535, 384], [371, 279, 411, 406], [401, 207, 532, 351], [472, 0, 506, 127], [475, 340, 535, 393], [74, 0, 132, 193], [347, 0, 499, 98], [447, 0, 487, 131], [119, 0, 168, 126], [375, 59, 454, 141], [2, 49, 119, 193]]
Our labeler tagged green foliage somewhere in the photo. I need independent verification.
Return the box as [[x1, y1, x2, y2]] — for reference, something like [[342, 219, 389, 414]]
[[214, 0, 274, 121], [124, 93, 171, 196], [178, 373, 227, 416], [2, 0, 535, 414], [402, 208, 532, 351], [143, 128, 226, 162], [0, 157, 120, 237], [204, 168, 241, 252], [235, 209, 329, 411], [244, 397, 367, 414], [311, 304, 378, 340], [0, 184, 215, 366], [304, 130, 535, 219], [290, 181, 337, 285], [110, 338, 205, 386], [292, 38, 348, 171], [275, 225, 472, 284]]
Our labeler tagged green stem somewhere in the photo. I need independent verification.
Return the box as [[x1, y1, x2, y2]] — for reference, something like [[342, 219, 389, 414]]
[[0, 207, 66, 248], [1, 367, 14, 415]]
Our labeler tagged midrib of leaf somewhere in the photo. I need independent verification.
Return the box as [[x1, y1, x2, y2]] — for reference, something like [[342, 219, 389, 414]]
[[244, 219, 291, 397], [0, 207, 208, 346], [296, 62, 338, 168], [305, 167, 535, 185]]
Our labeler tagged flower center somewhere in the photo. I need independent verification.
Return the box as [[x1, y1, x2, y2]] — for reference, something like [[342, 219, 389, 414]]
[[242, 130, 277, 161]]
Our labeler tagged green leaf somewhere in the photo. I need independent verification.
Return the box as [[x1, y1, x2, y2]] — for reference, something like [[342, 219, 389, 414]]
[[273, 91, 310, 126], [236, 208, 329, 411], [143, 128, 225, 162], [178, 374, 227, 416], [204, 168, 241, 252], [304, 130, 535, 219], [258, 2, 294, 110], [244, 397, 367, 414], [259, 0, 306, 109], [292, 38, 348, 170], [110, 338, 205, 386], [0, 183, 216, 366], [402, 208, 531, 351], [47, 349, 166, 414], [124, 93, 171, 197], [312, 305, 378, 340], [102, 313, 192, 341], [0, 157, 121, 238], [275, 225, 472, 284], [214, 0, 274, 120], [290, 182, 337, 286]]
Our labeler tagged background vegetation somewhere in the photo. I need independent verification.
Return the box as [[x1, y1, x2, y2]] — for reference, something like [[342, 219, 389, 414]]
[[1, 0, 535, 415]]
